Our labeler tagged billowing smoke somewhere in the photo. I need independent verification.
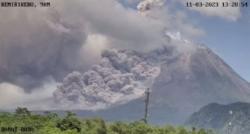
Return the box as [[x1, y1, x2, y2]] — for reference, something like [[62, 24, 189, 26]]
[[0, 78, 57, 110], [0, 0, 206, 110], [0, 0, 166, 90], [0, 3, 87, 89], [54, 49, 160, 110], [137, 0, 165, 12]]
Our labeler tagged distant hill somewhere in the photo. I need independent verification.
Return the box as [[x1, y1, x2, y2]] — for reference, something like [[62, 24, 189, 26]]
[[186, 102, 250, 134]]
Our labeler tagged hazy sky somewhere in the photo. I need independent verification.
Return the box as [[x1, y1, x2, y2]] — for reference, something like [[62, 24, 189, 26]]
[[189, 4, 250, 82]]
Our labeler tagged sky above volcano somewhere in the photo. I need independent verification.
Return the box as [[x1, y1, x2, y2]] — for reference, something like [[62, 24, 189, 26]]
[[121, 0, 250, 81], [200, 11, 250, 82], [187, 3, 250, 82]]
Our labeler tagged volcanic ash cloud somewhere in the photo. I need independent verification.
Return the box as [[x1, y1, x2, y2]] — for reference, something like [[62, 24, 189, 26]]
[[54, 49, 161, 110]]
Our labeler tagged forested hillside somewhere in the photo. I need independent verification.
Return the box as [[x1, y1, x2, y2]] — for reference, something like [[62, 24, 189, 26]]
[[0, 107, 214, 134]]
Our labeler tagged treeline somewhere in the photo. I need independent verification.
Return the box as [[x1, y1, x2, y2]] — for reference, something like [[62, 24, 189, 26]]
[[0, 107, 214, 134]]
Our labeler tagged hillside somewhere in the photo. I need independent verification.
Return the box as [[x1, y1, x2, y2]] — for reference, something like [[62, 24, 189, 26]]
[[186, 102, 250, 134]]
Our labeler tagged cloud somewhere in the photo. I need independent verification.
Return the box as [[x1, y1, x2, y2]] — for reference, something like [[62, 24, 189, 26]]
[[0, 0, 166, 89], [0, 2, 87, 89], [79, 0, 166, 51], [135, 0, 205, 39], [80, 34, 110, 69], [0, 0, 193, 89], [172, 11, 205, 38], [0, 78, 57, 110], [0, 0, 207, 110], [54, 49, 161, 110], [176, 0, 241, 21]]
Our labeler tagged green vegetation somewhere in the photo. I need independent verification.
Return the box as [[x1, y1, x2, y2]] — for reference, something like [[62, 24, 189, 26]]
[[0, 107, 214, 134]]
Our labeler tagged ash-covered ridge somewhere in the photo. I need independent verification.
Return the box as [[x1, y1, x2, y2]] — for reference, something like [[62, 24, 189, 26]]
[[53, 49, 161, 110]]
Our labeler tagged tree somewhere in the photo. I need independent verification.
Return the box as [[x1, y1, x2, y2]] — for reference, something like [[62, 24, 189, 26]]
[[56, 112, 81, 132], [83, 118, 107, 134], [109, 121, 129, 134], [198, 129, 207, 134], [15, 107, 31, 116], [178, 127, 189, 134]]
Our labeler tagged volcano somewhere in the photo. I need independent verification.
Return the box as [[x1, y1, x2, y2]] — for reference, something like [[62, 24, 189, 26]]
[[54, 43, 250, 124]]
